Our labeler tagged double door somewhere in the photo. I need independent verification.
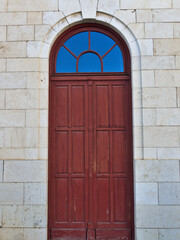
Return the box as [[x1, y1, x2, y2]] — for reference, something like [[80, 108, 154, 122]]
[[48, 77, 133, 240]]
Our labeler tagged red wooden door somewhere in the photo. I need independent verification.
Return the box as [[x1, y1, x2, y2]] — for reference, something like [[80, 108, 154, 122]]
[[48, 76, 133, 240]]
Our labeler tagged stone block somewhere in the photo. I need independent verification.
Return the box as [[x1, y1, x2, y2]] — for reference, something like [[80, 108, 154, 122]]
[[98, 0, 119, 15], [0, 26, 6, 41], [159, 183, 180, 205], [0, 0, 7, 12], [96, 12, 113, 23], [121, 0, 171, 9], [35, 25, 51, 41], [157, 109, 180, 125], [145, 23, 173, 38], [28, 12, 42, 25], [157, 148, 180, 159], [80, 0, 97, 19], [154, 39, 180, 56], [0, 72, 26, 89], [0, 148, 39, 160], [143, 88, 176, 107], [0, 183, 23, 204], [144, 127, 179, 147], [132, 89, 142, 110], [133, 109, 142, 127], [24, 228, 47, 240], [128, 23, 144, 39], [136, 10, 152, 22], [144, 148, 157, 159], [138, 39, 153, 56], [136, 160, 179, 182], [0, 42, 26, 58], [7, 58, 39, 72], [173, 0, 180, 8], [40, 89, 48, 109], [176, 56, 180, 69], [0, 206, 2, 227], [6, 90, 38, 109], [26, 110, 48, 127], [43, 11, 64, 26], [0, 110, 25, 127], [0, 161, 3, 182], [159, 229, 180, 240], [0, 90, 5, 109], [141, 56, 175, 70], [143, 109, 156, 126], [136, 183, 158, 205], [174, 24, 180, 38], [27, 72, 49, 89], [8, 0, 58, 11], [0, 129, 4, 147], [7, 26, 34, 41], [27, 41, 49, 58], [155, 70, 180, 87], [59, 0, 80, 16], [114, 10, 136, 24], [10, 128, 38, 148], [0, 59, 6, 72], [136, 229, 158, 240], [0, 229, 23, 240], [4, 160, 47, 182], [39, 127, 48, 148], [133, 127, 143, 148], [153, 9, 180, 22], [177, 88, 180, 107], [66, 12, 83, 25], [24, 183, 47, 204], [0, 13, 27, 25], [3, 205, 47, 227], [137, 206, 180, 228], [141, 70, 155, 87]]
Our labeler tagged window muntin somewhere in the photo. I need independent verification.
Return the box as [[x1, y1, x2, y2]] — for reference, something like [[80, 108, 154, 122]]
[[56, 31, 124, 73]]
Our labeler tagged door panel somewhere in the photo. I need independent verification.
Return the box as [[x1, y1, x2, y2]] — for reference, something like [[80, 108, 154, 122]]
[[49, 79, 133, 240]]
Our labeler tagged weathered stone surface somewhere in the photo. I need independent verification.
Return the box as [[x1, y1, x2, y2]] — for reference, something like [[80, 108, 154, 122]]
[[143, 88, 176, 107], [28, 12, 42, 25], [145, 23, 173, 38], [0, 13, 27, 25], [137, 10, 152, 22], [136, 183, 158, 205], [7, 58, 40, 72], [141, 56, 175, 69], [137, 206, 180, 228], [26, 110, 48, 127], [0, 59, 6, 72], [173, 0, 180, 8], [142, 70, 155, 87], [157, 109, 180, 125], [0, 91, 5, 109], [24, 183, 47, 204], [0, 229, 24, 240], [8, 0, 58, 11], [121, 0, 171, 9], [7, 26, 34, 41], [0, 129, 4, 147], [174, 23, 180, 38], [40, 89, 48, 109], [98, 0, 119, 15], [6, 90, 38, 109], [24, 228, 47, 240], [0, 42, 26, 58], [153, 9, 180, 22], [3, 205, 47, 227], [157, 148, 180, 159], [59, 0, 80, 16], [0, 72, 26, 89], [114, 10, 136, 24], [128, 23, 144, 39], [136, 160, 179, 182], [0, 183, 23, 204], [43, 11, 64, 26], [144, 148, 157, 159], [0, 161, 3, 182], [159, 229, 180, 240], [154, 39, 180, 56], [0, 26, 6, 41], [136, 229, 158, 240], [177, 87, 180, 107], [0, 0, 7, 12], [4, 161, 47, 182], [143, 109, 156, 126], [0, 148, 39, 160], [0, 110, 25, 127], [138, 39, 153, 55], [159, 183, 180, 205], [144, 127, 179, 147], [35, 25, 51, 41], [155, 70, 180, 87], [80, 0, 97, 19]]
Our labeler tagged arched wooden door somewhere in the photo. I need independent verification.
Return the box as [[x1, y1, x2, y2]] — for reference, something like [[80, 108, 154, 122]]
[[48, 24, 134, 240]]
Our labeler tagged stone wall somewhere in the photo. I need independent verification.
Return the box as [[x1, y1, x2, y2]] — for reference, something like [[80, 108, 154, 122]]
[[0, 0, 180, 239]]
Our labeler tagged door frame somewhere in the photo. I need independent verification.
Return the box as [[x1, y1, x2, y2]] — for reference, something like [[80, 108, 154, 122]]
[[48, 23, 134, 240]]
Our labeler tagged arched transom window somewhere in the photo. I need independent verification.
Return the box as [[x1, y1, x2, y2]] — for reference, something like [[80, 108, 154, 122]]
[[56, 31, 124, 73]]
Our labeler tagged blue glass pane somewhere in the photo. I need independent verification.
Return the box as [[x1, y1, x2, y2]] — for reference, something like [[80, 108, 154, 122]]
[[64, 32, 89, 57], [78, 53, 101, 72], [91, 31, 115, 56], [56, 46, 76, 73], [103, 45, 124, 72]]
